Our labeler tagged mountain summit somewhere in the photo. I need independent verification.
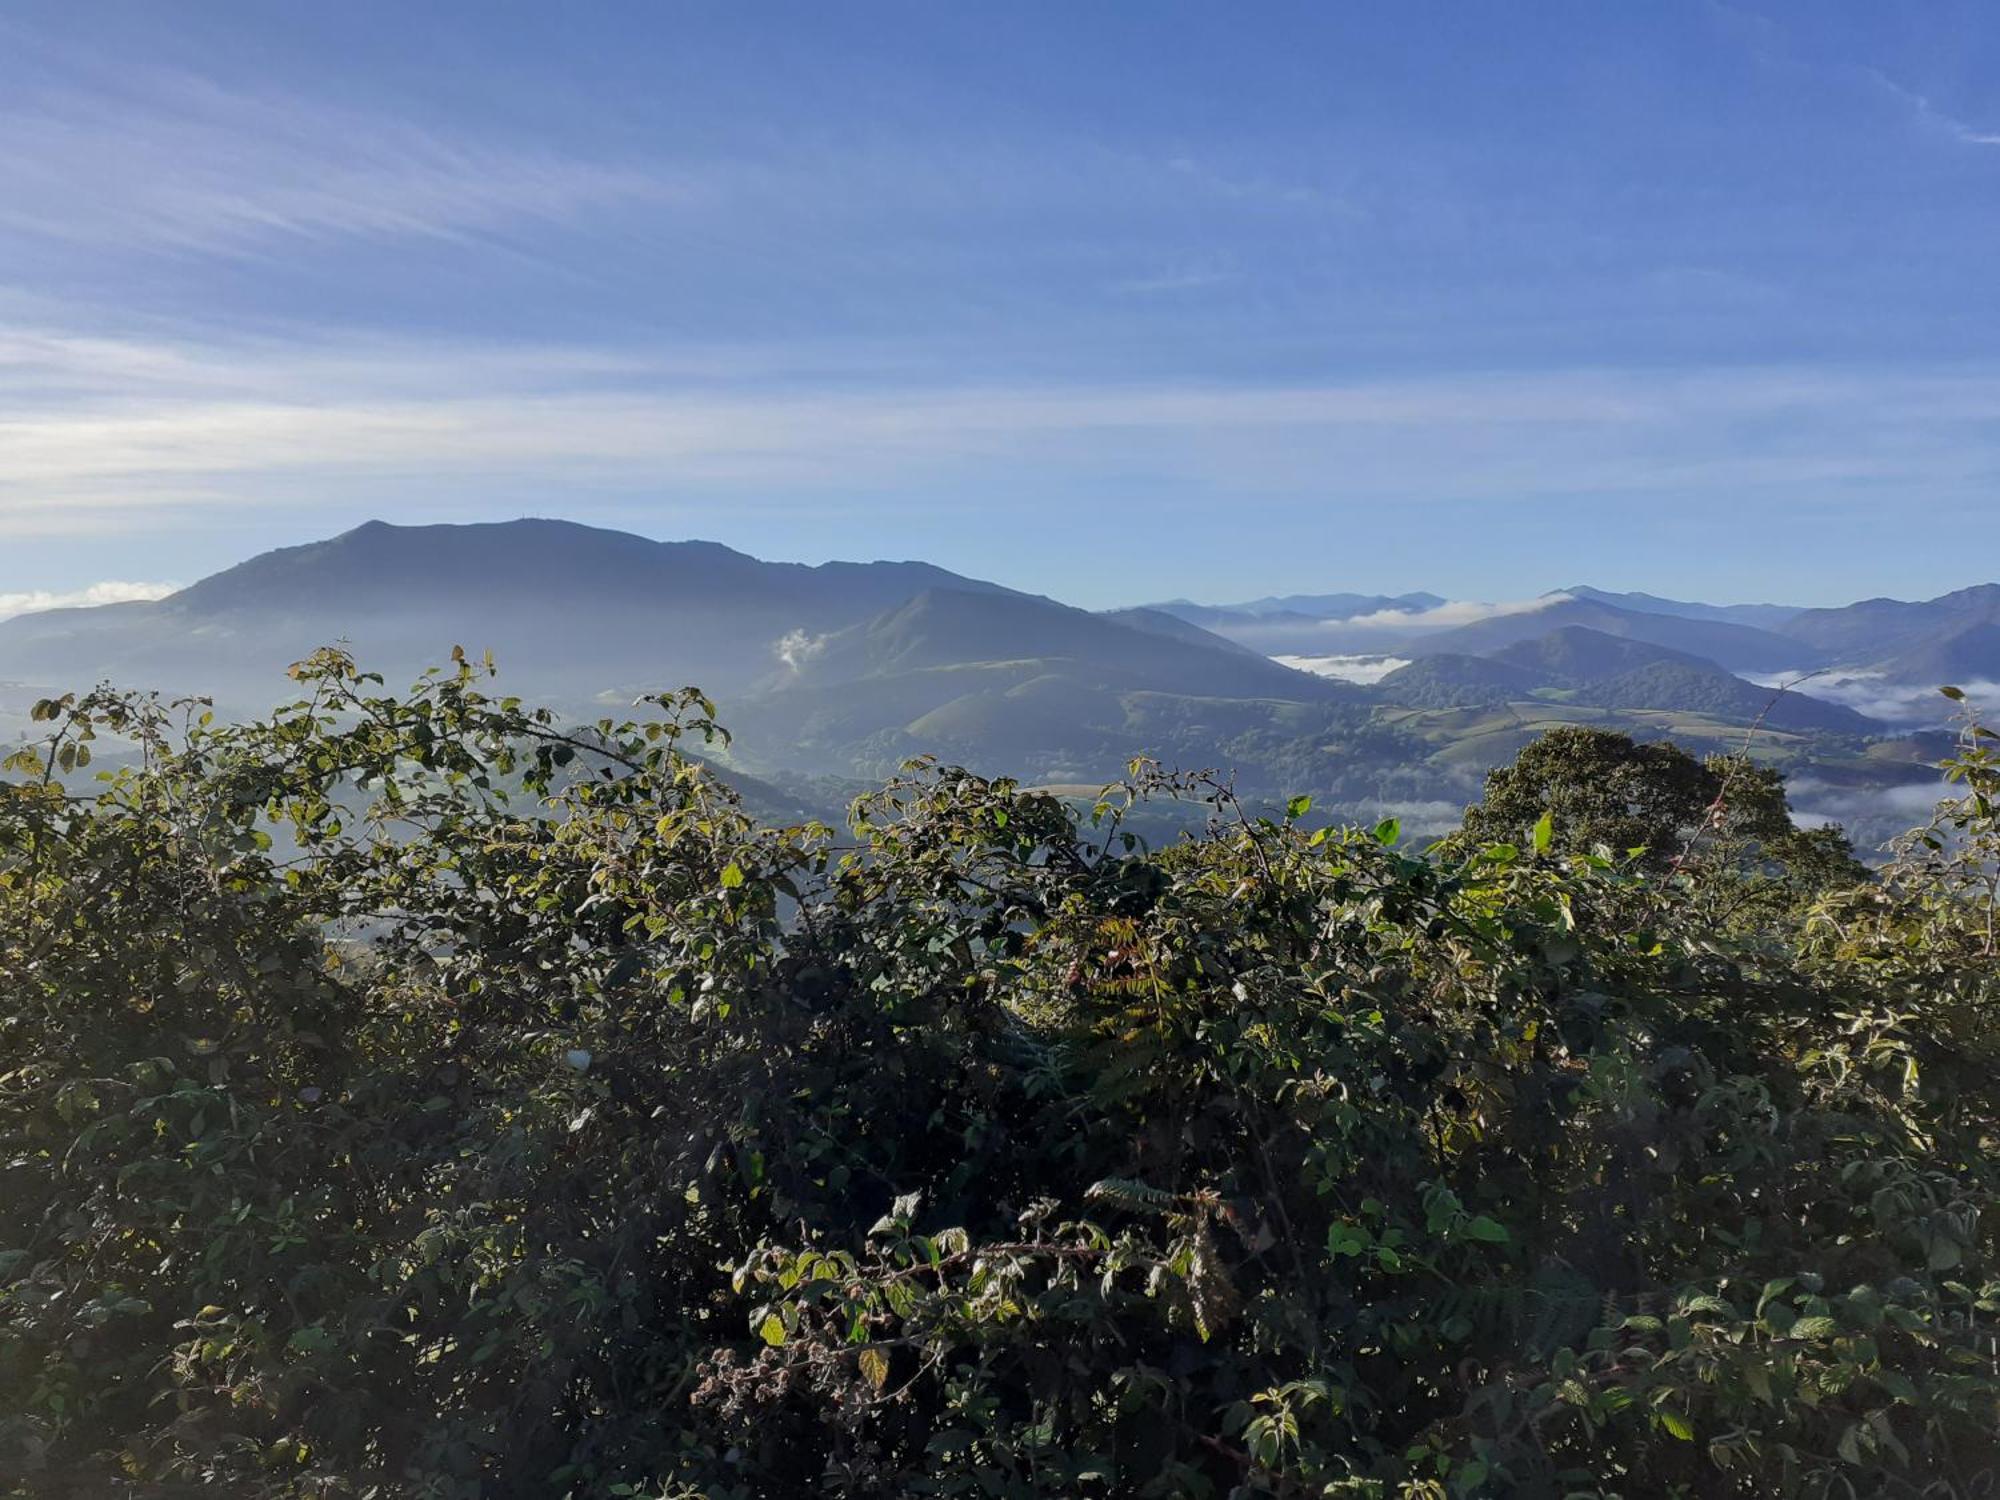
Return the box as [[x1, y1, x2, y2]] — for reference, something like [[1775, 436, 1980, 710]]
[[0, 518, 1018, 702]]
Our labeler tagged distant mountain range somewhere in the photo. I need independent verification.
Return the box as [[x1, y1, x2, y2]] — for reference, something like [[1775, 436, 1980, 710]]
[[1380, 628, 1872, 735], [2, 517, 1991, 848], [1400, 596, 1809, 674], [1556, 585, 1804, 633]]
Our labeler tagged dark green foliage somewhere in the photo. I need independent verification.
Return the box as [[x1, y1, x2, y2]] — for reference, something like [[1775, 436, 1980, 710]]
[[1572, 661, 1874, 734], [1374, 654, 1547, 708], [2, 656, 1996, 1498], [1457, 724, 1853, 873]]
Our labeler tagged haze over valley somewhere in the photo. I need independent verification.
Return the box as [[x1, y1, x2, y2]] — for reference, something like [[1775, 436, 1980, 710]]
[[5, 517, 1988, 849]]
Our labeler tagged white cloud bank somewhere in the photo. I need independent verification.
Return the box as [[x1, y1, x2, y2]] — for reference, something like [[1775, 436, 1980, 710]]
[[0, 580, 177, 621], [1743, 669, 2000, 725], [1273, 654, 1411, 685]]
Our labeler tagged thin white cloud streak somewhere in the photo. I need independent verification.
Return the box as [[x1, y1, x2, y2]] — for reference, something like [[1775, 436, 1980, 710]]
[[0, 58, 1375, 272], [0, 580, 177, 620], [1339, 594, 1571, 631], [1709, 19, 2000, 154], [0, 70, 674, 255], [5, 325, 2000, 535], [1854, 67, 2000, 150]]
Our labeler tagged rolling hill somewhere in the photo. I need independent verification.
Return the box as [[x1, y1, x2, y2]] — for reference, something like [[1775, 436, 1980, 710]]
[[729, 587, 1363, 780], [1375, 654, 1549, 708], [1379, 625, 1875, 734], [788, 589, 1334, 700], [1408, 598, 1817, 673]]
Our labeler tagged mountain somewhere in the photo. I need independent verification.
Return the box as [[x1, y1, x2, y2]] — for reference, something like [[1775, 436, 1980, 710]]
[[1097, 607, 1267, 658], [1878, 620, 2000, 686], [2, 522, 1368, 792], [729, 588, 1362, 782], [1489, 626, 1705, 682], [1559, 585, 1803, 632], [1200, 591, 1446, 620], [1782, 584, 2000, 664], [1143, 592, 1450, 656], [1408, 598, 1816, 673], [1375, 654, 1550, 708], [1156, 591, 1822, 667], [1377, 626, 1875, 733], [2, 526, 1947, 848], [0, 518, 1019, 704], [783, 588, 1342, 702], [1575, 660, 1877, 734]]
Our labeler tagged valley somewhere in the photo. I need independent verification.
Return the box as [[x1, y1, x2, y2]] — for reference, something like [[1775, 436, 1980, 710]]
[[1, 517, 1987, 851]]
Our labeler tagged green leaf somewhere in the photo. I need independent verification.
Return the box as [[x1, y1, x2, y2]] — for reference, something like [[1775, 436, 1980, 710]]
[[720, 861, 746, 890], [1286, 794, 1312, 821], [1464, 1215, 1510, 1244], [1659, 1412, 1694, 1441], [1532, 809, 1554, 855], [1373, 817, 1401, 846], [758, 1312, 786, 1347]]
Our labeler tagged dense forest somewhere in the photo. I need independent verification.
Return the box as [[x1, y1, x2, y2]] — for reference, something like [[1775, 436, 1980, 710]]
[[3, 650, 1997, 1498]]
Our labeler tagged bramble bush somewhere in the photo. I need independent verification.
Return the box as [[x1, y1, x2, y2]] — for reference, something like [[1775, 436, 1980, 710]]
[[2, 652, 1996, 1497]]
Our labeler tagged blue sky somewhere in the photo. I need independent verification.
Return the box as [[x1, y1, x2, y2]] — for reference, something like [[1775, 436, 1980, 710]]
[[2, 1, 1997, 610]]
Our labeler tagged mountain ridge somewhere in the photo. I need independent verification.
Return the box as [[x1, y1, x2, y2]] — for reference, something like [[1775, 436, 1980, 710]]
[[3, 517, 1979, 850]]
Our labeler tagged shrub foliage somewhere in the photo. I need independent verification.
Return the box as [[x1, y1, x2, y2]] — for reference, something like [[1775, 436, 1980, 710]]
[[2, 652, 1997, 1497]]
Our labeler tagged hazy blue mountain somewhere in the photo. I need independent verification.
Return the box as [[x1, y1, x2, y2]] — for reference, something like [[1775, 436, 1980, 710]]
[[1112, 605, 1358, 657], [1097, 607, 1268, 659], [1782, 584, 2000, 664], [1409, 598, 1817, 673], [1877, 620, 2000, 685], [4, 523, 1961, 846], [0, 518, 1019, 705], [1145, 602, 1315, 630], [785, 588, 1337, 701], [727, 588, 1363, 783], [1489, 626, 1707, 681], [1202, 591, 1446, 619], [1559, 585, 1803, 632], [1379, 626, 1875, 733]]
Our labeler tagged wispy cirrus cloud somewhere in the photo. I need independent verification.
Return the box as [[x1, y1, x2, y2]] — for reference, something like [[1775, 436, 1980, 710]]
[[1855, 67, 2000, 149], [0, 69, 673, 256], [1707, 8, 2000, 150], [4, 320, 2000, 541]]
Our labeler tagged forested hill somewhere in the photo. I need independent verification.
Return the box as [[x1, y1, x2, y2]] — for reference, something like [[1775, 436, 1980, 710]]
[[3, 517, 1995, 848]]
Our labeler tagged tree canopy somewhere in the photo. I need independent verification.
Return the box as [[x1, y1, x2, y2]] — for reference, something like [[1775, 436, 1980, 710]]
[[2, 653, 1996, 1498]]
